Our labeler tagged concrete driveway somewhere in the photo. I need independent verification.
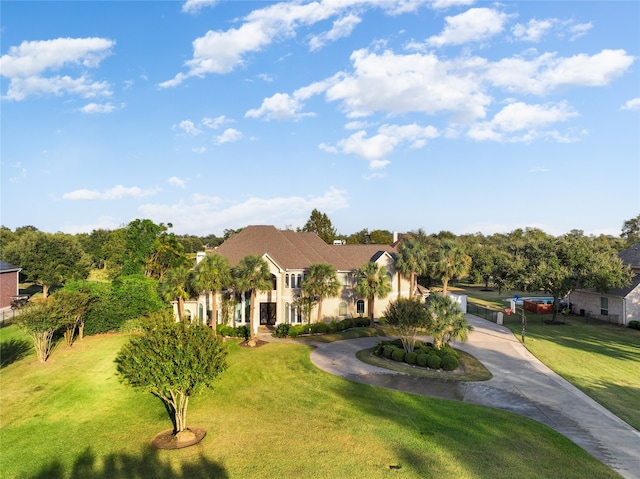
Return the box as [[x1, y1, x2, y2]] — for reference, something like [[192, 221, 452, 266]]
[[307, 315, 640, 479]]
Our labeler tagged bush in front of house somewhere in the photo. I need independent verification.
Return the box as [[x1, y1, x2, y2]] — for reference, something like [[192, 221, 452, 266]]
[[416, 353, 429, 367], [441, 354, 460, 371], [311, 322, 328, 334], [405, 351, 418, 365], [391, 348, 406, 362], [273, 323, 290, 338], [426, 354, 442, 370], [628, 320, 640, 330]]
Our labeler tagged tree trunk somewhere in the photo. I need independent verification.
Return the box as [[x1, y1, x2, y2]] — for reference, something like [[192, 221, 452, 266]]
[[78, 320, 85, 341], [42, 284, 50, 299], [211, 289, 218, 332], [317, 299, 323, 323], [248, 290, 257, 347], [441, 279, 449, 296], [177, 296, 185, 323], [368, 297, 375, 326]]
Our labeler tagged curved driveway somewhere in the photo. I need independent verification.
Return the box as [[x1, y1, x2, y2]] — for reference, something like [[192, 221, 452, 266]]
[[306, 315, 640, 479]]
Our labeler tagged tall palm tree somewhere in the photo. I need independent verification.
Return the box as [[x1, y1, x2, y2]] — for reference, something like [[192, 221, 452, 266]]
[[302, 263, 341, 322], [395, 238, 429, 297], [159, 266, 191, 323], [233, 255, 272, 347], [191, 254, 232, 329], [354, 261, 392, 326], [431, 240, 472, 296]]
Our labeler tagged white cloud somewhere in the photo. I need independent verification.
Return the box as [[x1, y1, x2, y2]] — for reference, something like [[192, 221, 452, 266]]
[[216, 128, 243, 144], [139, 187, 349, 235], [160, 1, 433, 87], [182, 0, 218, 14], [326, 49, 491, 121], [168, 176, 187, 188], [467, 101, 579, 142], [621, 98, 640, 111], [173, 119, 202, 136], [427, 8, 512, 47], [568, 22, 592, 41], [79, 102, 119, 114], [326, 123, 439, 169], [202, 115, 231, 129], [0, 37, 114, 101], [62, 185, 161, 200], [512, 18, 556, 42], [62, 216, 122, 235], [192, 146, 207, 154], [309, 14, 362, 51], [430, 0, 474, 10], [484, 49, 635, 95]]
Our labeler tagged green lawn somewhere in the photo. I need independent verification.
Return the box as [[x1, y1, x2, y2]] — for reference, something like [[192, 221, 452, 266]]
[[0, 323, 621, 479], [453, 284, 640, 431]]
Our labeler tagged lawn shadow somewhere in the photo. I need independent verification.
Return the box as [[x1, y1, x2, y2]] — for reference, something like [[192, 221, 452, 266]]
[[29, 446, 228, 479], [0, 338, 32, 368]]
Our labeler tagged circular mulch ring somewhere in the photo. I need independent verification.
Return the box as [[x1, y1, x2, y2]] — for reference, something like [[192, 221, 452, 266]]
[[151, 427, 206, 450], [238, 339, 269, 348]]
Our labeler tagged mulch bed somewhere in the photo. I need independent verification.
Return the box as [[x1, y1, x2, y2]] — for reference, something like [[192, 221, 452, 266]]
[[237, 339, 269, 348], [151, 427, 206, 450]]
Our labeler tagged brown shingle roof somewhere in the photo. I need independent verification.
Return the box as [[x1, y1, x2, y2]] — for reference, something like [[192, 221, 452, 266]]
[[211, 225, 397, 271]]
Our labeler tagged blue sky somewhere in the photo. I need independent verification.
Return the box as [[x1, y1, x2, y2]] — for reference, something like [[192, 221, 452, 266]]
[[1, 0, 638, 238]]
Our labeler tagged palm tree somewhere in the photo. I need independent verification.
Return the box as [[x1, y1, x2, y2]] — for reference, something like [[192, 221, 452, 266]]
[[302, 263, 341, 322], [191, 254, 232, 329], [395, 238, 429, 297], [354, 261, 392, 326], [426, 293, 472, 350], [159, 266, 191, 323], [233, 255, 272, 347], [431, 240, 471, 296]]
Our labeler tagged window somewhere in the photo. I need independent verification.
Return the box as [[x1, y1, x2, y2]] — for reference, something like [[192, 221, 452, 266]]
[[297, 274, 302, 289], [356, 300, 365, 315], [285, 274, 289, 288], [339, 302, 347, 316], [601, 297, 609, 316]]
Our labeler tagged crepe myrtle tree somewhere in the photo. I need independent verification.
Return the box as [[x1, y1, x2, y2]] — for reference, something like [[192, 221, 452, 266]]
[[115, 314, 228, 437], [384, 297, 430, 353], [15, 301, 63, 363]]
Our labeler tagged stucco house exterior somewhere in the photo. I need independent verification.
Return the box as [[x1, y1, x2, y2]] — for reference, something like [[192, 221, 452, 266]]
[[178, 225, 416, 334], [0, 260, 22, 310], [568, 244, 640, 326]]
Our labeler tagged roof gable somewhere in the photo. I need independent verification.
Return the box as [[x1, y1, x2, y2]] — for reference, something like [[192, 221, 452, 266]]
[[0, 260, 20, 273]]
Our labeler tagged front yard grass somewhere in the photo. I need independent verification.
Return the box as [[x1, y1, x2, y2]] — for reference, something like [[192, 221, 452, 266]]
[[0, 323, 621, 479], [453, 284, 640, 431]]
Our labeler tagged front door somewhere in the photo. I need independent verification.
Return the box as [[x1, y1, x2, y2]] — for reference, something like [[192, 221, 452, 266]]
[[260, 302, 277, 325]]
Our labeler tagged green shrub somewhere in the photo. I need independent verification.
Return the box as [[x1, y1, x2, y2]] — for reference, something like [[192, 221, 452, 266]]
[[405, 352, 418, 365], [311, 322, 328, 334], [218, 325, 235, 337], [376, 316, 388, 326], [391, 348, 406, 362], [335, 321, 346, 331], [629, 320, 640, 330], [328, 320, 339, 333], [416, 353, 429, 367], [342, 318, 355, 329], [374, 341, 387, 356], [273, 323, 290, 338], [427, 354, 442, 369], [383, 345, 396, 359], [288, 324, 305, 338], [438, 345, 459, 359], [355, 317, 370, 328], [441, 354, 460, 371], [235, 325, 250, 341], [390, 338, 404, 348]]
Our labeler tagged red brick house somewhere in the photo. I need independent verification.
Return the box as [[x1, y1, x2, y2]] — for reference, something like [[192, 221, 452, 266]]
[[0, 260, 22, 310]]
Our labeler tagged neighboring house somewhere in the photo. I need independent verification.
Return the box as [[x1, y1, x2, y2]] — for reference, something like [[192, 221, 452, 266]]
[[568, 244, 640, 326], [0, 260, 22, 310], [178, 225, 416, 334]]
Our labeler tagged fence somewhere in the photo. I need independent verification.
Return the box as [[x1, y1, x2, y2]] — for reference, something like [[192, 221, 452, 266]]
[[467, 302, 501, 323], [0, 309, 18, 324]]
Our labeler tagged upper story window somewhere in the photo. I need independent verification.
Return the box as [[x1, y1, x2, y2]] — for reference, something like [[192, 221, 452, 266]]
[[297, 274, 302, 289], [285, 274, 289, 288]]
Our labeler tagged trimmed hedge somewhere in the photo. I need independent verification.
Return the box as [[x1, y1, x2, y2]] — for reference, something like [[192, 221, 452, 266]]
[[441, 354, 460, 371], [629, 320, 640, 330], [374, 340, 462, 371], [426, 354, 442, 369], [391, 348, 406, 362]]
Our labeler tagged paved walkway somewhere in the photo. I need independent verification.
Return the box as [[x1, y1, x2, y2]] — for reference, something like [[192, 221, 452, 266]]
[[286, 315, 640, 479]]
